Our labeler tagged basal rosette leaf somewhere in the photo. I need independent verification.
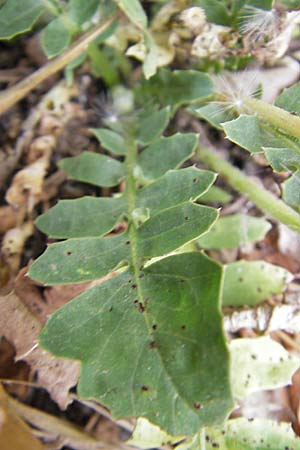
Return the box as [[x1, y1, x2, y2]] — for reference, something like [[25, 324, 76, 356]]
[[39, 252, 233, 435]]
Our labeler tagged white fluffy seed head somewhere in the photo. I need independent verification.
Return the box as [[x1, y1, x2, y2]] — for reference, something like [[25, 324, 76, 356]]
[[212, 70, 261, 116], [240, 6, 279, 43]]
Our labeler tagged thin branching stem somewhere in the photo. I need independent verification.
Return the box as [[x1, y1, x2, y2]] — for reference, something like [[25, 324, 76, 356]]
[[197, 145, 300, 232], [0, 16, 116, 116]]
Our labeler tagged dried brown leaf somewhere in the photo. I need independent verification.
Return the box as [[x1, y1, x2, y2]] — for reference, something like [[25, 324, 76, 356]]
[[0, 384, 44, 450], [0, 206, 18, 234], [2, 221, 34, 274], [0, 291, 79, 409], [5, 144, 54, 212]]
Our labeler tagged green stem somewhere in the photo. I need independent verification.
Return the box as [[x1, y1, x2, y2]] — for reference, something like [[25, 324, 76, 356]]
[[43, 0, 64, 16], [125, 136, 143, 276], [245, 97, 300, 139], [197, 145, 300, 232], [0, 16, 116, 116]]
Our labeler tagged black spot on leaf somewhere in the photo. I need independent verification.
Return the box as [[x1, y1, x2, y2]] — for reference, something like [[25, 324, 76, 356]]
[[193, 402, 202, 410]]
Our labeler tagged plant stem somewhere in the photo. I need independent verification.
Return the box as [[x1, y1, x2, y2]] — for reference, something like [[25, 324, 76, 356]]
[[197, 145, 300, 232], [0, 16, 116, 116], [244, 97, 300, 139]]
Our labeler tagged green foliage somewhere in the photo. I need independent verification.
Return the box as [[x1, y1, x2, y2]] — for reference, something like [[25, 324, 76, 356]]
[[30, 126, 234, 433], [222, 115, 286, 154], [197, 76, 300, 219], [222, 260, 292, 306], [203, 418, 300, 450], [0, 0, 45, 39], [42, 17, 72, 57], [59, 152, 125, 187], [230, 337, 299, 399], [114, 0, 147, 29], [0, 0, 146, 62], [194, 0, 272, 27], [136, 69, 214, 109], [197, 214, 271, 249], [6, 0, 300, 445], [128, 335, 300, 447]]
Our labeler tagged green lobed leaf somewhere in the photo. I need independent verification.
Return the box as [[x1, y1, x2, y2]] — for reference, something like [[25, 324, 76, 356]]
[[30, 202, 218, 284], [39, 252, 233, 435], [264, 147, 300, 172], [137, 69, 214, 109], [136, 203, 218, 258], [230, 336, 299, 399], [41, 17, 72, 58], [59, 151, 125, 187], [222, 115, 286, 154], [29, 233, 128, 284], [91, 128, 127, 155], [197, 214, 271, 249], [114, 0, 147, 29], [36, 167, 216, 238], [193, 0, 231, 26], [0, 0, 45, 39], [68, 0, 99, 25], [137, 107, 170, 145], [198, 186, 232, 205], [222, 260, 292, 307], [36, 196, 125, 239], [275, 82, 300, 116], [30, 130, 232, 434], [138, 133, 198, 180], [189, 103, 232, 130]]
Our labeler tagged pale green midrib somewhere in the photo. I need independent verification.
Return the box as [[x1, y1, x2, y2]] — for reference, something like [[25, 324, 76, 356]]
[[124, 136, 201, 423]]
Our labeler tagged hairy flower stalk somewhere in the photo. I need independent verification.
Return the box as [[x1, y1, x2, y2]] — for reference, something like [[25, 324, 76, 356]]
[[197, 145, 300, 232]]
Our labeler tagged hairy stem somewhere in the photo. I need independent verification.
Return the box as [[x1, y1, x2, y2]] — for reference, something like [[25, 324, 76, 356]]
[[0, 16, 116, 116], [245, 97, 300, 139], [197, 145, 300, 232]]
